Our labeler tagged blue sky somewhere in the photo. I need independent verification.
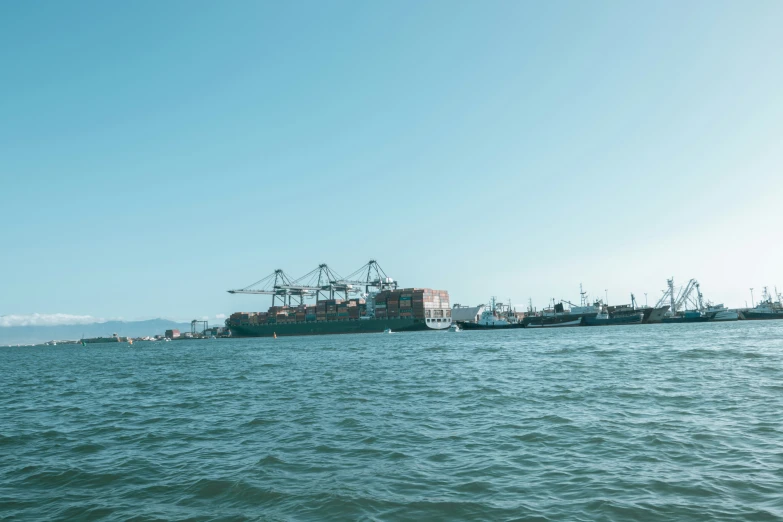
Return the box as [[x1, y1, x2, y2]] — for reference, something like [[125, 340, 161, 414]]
[[2, 1, 782, 324]]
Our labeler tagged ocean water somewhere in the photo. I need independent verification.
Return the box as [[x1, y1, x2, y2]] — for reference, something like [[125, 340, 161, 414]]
[[2, 322, 783, 521]]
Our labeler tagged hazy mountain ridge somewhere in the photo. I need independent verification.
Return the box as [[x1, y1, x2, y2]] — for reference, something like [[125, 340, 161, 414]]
[[0, 319, 195, 346]]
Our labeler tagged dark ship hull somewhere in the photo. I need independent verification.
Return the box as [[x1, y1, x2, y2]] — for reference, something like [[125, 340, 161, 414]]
[[582, 314, 644, 326]]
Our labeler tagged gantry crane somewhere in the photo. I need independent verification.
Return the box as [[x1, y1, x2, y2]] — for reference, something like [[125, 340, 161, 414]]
[[227, 260, 397, 307]]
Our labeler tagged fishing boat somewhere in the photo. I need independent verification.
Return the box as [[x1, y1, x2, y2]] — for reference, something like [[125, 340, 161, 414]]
[[582, 308, 644, 326], [661, 310, 715, 323], [703, 304, 739, 321], [741, 288, 783, 320], [459, 297, 523, 330], [523, 286, 600, 327], [607, 293, 667, 324], [448, 323, 462, 332], [526, 318, 582, 328]]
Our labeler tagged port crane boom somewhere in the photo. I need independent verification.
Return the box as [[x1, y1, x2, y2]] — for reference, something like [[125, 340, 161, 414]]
[[286, 263, 354, 301], [227, 269, 311, 306], [338, 259, 398, 294], [228, 260, 399, 306]]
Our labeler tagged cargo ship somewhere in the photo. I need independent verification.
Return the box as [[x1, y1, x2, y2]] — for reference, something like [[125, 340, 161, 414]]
[[228, 289, 451, 337], [227, 261, 451, 337]]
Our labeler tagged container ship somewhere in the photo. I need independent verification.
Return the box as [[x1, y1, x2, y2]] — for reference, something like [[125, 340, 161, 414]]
[[226, 261, 452, 337]]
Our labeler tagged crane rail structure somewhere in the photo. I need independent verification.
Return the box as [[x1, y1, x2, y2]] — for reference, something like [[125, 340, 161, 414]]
[[227, 260, 397, 307]]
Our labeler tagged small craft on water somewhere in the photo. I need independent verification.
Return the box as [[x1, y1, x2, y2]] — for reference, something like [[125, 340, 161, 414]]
[[383, 328, 393, 334], [448, 323, 462, 332]]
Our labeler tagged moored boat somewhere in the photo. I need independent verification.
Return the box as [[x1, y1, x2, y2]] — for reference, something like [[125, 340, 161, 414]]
[[741, 288, 783, 320], [661, 310, 715, 323], [526, 318, 582, 328], [646, 306, 671, 323], [704, 304, 739, 321], [459, 298, 523, 330], [522, 290, 599, 327], [582, 309, 644, 326]]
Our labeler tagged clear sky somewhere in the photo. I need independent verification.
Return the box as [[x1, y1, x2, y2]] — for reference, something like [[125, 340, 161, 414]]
[[2, 1, 782, 325]]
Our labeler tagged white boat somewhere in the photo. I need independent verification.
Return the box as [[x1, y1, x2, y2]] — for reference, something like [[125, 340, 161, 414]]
[[704, 303, 738, 321], [461, 297, 520, 329], [476, 307, 511, 326], [448, 323, 462, 332], [383, 328, 393, 334]]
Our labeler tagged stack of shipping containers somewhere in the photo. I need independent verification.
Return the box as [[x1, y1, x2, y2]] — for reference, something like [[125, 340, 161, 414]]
[[375, 292, 387, 319], [228, 289, 448, 327]]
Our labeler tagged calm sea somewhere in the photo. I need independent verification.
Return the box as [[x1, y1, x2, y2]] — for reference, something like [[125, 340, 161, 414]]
[[2, 322, 782, 521]]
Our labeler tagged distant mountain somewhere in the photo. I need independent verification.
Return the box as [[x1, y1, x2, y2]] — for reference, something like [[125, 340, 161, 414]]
[[0, 319, 194, 346]]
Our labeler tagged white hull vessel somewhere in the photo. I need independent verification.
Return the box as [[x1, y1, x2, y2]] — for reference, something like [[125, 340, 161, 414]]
[[704, 304, 738, 322], [712, 310, 739, 321]]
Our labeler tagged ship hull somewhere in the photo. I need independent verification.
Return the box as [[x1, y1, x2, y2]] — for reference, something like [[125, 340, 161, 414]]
[[582, 315, 643, 326], [661, 316, 712, 323], [84, 337, 124, 344], [229, 317, 448, 338], [526, 318, 583, 328], [741, 311, 783, 320], [712, 311, 739, 321], [459, 322, 525, 330], [646, 306, 670, 323], [523, 313, 596, 327]]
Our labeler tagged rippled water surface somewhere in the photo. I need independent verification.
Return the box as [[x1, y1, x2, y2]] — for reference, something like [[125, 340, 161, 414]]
[[2, 322, 783, 521]]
